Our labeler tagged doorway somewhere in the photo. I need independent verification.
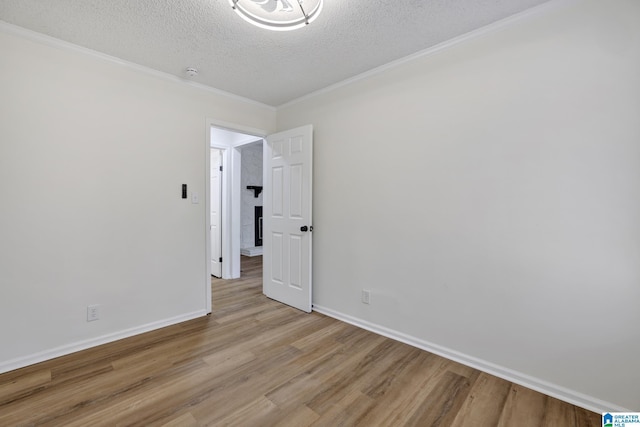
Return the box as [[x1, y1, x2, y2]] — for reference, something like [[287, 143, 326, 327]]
[[206, 122, 314, 314], [208, 124, 265, 282]]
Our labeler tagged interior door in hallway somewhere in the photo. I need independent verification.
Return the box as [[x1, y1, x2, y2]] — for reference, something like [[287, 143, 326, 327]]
[[210, 148, 222, 278], [263, 125, 313, 312]]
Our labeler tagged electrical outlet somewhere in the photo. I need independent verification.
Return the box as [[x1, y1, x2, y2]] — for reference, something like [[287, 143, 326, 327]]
[[87, 304, 100, 322], [361, 289, 371, 305]]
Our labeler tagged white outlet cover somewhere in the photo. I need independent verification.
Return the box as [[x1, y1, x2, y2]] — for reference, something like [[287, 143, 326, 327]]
[[87, 304, 100, 322], [362, 290, 371, 304]]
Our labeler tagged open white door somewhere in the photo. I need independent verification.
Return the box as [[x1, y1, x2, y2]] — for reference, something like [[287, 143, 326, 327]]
[[263, 125, 313, 313], [210, 148, 222, 277]]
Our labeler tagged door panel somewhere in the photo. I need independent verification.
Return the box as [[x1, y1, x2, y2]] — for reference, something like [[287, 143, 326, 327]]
[[289, 235, 302, 289], [263, 125, 313, 312], [272, 167, 284, 216], [271, 232, 283, 284]]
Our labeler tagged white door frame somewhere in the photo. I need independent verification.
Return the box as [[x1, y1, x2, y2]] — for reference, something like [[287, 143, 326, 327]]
[[205, 119, 267, 313]]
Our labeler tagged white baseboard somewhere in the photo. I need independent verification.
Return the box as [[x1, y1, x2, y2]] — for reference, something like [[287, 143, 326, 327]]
[[312, 304, 629, 414], [241, 246, 263, 257], [0, 310, 208, 375]]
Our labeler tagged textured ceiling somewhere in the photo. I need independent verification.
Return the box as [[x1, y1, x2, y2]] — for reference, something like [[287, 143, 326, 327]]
[[0, 0, 551, 106]]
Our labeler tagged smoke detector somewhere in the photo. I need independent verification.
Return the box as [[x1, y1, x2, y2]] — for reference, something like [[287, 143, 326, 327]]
[[185, 67, 198, 78]]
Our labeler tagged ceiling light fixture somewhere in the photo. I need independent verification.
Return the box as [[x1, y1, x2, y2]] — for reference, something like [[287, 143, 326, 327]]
[[230, 0, 323, 31]]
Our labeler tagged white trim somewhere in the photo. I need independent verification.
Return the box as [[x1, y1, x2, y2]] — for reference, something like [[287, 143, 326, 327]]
[[0, 310, 207, 375], [205, 129, 212, 309], [204, 137, 222, 308], [277, 0, 580, 109], [207, 122, 231, 281], [230, 147, 242, 278], [241, 247, 264, 257], [312, 304, 631, 414], [0, 20, 276, 112], [208, 119, 268, 142]]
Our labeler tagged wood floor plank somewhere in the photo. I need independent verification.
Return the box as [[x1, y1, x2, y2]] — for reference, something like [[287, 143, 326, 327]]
[[160, 412, 198, 427], [497, 383, 548, 427], [258, 404, 320, 427], [0, 255, 604, 426], [53, 361, 217, 427], [575, 407, 603, 427], [309, 390, 376, 427], [189, 346, 306, 425], [290, 321, 349, 351], [265, 333, 387, 411], [0, 368, 51, 404], [405, 370, 480, 427], [449, 372, 512, 427], [201, 347, 256, 373], [366, 355, 454, 426], [305, 338, 407, 414], [360, 344, 424, 399], [542, 396, 577, 427], [210, 395, 279, 426]]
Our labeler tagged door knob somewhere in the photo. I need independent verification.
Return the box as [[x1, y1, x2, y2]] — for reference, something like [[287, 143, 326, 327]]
[[300, 226, 308, 232]]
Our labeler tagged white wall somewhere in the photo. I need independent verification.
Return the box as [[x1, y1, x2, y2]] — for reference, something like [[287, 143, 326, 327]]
[[0, 27, 275, 371], [277, 0, 640, 411], [240, 143, 264, 249]]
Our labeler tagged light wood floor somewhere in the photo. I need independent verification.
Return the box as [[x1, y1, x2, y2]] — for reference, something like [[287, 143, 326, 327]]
[[1, 256, 601, 426]]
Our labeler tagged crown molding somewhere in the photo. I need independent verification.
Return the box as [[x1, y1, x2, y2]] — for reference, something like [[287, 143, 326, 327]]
[[0, 20, 276, 112], [277, 0, 579, 110]]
